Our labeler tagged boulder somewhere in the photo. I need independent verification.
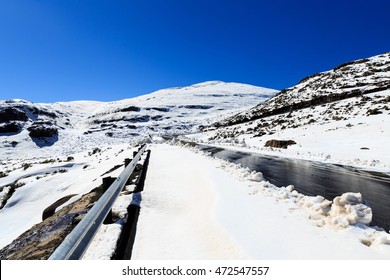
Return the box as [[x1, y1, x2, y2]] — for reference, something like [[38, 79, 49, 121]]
[[265, 139, 296, 149]]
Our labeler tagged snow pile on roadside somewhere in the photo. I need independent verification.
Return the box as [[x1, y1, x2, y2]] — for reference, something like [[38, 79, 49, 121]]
[[329, 192, 372, 226], [272, 190, 373, 229]]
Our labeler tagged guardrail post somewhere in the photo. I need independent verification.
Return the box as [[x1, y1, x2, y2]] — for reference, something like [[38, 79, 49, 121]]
[[134, 149, 151, 193], [124, 158, 131, 167], [114, 204, 140, 259], [102, 176, 116, 224]]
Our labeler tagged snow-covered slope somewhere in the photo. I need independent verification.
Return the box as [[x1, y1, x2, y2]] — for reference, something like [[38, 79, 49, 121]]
[[0, 81, 277, 160], [212, 52, 390, 128], [202, 53, 390, 170]]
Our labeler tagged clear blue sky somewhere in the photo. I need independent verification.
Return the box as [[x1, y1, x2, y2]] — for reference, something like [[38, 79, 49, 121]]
[[1, 0, 389, 102]]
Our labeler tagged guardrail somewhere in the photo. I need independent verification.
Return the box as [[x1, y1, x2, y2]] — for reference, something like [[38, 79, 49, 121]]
[[49, 144, 148, 260]]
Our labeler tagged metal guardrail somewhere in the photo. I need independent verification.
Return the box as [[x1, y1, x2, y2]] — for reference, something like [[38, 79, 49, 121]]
[[49, 144, 147, 260]]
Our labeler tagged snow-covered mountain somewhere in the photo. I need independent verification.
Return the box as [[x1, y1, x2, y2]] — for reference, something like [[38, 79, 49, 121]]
[[0, 81, 277, 159], [202, 53, 390, 169], [86, 81, 276, 135]]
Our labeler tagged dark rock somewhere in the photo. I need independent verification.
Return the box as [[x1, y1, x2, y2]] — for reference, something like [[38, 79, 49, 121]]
[[118, 106, 141, 113], [28, 125, 58, 138], [33, 108, 57, 119], [361, 96, 372, 102], [265, 139, 296, 149], [0, 122, 22, 133], [151, 115, 163, 121], [0, 108, 28, 122], [145, 107, 170, 112], [182, 105, 214, 110], [124, 115, 150, 123], [367, 108, 383, 115]]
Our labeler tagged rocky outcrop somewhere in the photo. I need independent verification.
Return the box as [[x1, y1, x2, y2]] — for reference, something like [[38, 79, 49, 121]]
[[0, 122, 22, 134], [28, 124, 58, 138], [0, 108, 28, 122], [117, 106, 141, 113]]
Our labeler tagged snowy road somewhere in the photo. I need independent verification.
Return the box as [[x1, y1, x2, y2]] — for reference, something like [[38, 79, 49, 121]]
[[131, 144, 390, 259], [132, 144, 245, 259]]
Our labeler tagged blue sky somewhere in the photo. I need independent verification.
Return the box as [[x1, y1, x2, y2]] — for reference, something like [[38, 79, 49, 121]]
[[0, 0, 389, 102]]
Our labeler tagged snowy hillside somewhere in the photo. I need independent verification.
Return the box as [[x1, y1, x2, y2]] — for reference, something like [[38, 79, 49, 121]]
[[213, 52, 390, 128], [85, 81, 276, 136], [201, 53, 390, 170], [0, 81, 276, 160]]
